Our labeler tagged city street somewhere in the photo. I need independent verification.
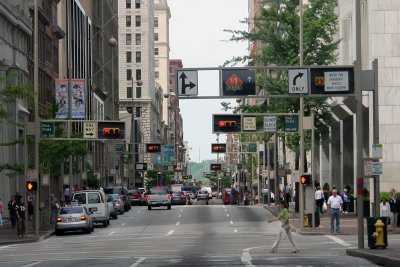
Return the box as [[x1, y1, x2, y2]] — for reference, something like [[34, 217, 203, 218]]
[[0, 200, 378, 267]]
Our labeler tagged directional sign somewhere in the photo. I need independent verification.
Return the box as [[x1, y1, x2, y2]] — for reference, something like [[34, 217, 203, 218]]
[[84, 122, 98, 139], [284, 115, 299, 132], [221, 69, 255, 96], [264, 116, 277, 132], [177, 70, 198, 96], [288, 69, 308, 94], [41, 122, 55, 138]]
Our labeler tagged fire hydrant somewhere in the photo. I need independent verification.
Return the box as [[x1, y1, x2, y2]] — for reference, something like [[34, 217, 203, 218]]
[[372, 219, 385, 249], [304, 211, 308, 227]]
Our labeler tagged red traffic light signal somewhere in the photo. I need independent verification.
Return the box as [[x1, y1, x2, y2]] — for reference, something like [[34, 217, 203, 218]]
[[210, 164, 222, 171], [26, 181, 38, 191], [103, 128, 120, 135], [219, 120, 236, 128], [211, 143, 226, 153], [300, 174, 312, 186], [146, 143, 161, 153]]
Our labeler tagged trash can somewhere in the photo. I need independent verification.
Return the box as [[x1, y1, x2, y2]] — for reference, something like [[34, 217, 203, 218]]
[[307, 207, 320, 227], [366, 217, 388, 249]]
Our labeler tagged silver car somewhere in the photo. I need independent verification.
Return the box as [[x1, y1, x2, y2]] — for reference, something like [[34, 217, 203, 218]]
[[55, 205, 93, 235], [106, 194, 118, 219], [110, 194, 125, 214]]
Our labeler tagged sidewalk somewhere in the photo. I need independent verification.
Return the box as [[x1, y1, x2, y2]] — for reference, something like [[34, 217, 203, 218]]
[[263, 204, 400, 267], [0, 218, 53, 245]]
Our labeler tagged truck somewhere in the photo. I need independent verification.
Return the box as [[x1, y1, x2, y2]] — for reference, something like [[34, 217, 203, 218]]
[[201, 186, 212, 199], [146, 186, 172, 210], [171, 184, 183, 193]]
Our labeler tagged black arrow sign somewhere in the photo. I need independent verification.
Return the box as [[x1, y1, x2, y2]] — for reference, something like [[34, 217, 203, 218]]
[[85, 132, 94, 136], [179, 72, 196, 95], [293, 72, 304, 85]]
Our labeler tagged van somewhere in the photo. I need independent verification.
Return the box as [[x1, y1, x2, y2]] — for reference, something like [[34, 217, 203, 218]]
[[71, 190, 110, 227], [103, 186, 131, 211], [201, 187, 212, 199]]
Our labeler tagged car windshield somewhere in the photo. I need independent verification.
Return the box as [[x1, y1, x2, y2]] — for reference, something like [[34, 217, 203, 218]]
[[106, 195, 114, 202], [60, 207, 83, 214], [111, 194, 120, 200], [128, 189, 139, 194], [149, 187, 169, 194], [173, 192, 182, 196], [200, 190, 208, 194]]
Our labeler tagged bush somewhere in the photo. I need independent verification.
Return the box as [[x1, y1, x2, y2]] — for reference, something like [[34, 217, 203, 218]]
[[380, 192, 391, 202]]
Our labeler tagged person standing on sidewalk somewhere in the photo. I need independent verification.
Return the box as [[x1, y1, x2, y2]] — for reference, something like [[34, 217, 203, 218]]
[[327, 189, 343, 233], [7, 196, 16, 227], [15, 197, 26, 237], [389, 189, 399, 229], [380, 198, 391, 226], [27, 191, 34, 221], [268, 201, 299, 253], [315, 186, 325, 215], [0, 197, 3, 227], [341, 189, 350, 214]]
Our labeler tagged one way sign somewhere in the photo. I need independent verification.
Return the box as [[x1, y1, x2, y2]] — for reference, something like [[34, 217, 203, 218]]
[[84, 122, 98, 139], [177, 70, 198, 96], [288, 69, 308, 94]]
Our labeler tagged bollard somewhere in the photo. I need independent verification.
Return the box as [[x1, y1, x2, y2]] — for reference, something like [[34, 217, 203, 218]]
[[372, 219, 385, 249]]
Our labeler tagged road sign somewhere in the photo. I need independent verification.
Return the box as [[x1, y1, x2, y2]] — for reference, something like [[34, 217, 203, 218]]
[[324, 71, 349, 92], [177, 70, 198, 96], [288, 69, 308, 94], [372, 144, 382, 159], [284, 115, 298, 132], [310, 67, 354, 94], [221, 69, 255, 96], [248, 143, 257, 152], [242, 116, 256, 131], [84, 122, 98, 139], [135, 163, 147, 171], [41, 122, 55, 138], [264, 116, 277, 132], [27, 169, 38, 181], [116, 144, 124, 154]]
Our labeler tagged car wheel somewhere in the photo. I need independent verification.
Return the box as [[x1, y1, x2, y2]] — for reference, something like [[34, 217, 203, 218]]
[[113, 213, 118, 219], [91, 224, 94, 232], [86, 226, 91, 234], [167, 205, 171, 210], [206, 200, 209, 205], [107, 219, 110, 226], [103, 220, 108, 227], [148, 205, 152, 210]]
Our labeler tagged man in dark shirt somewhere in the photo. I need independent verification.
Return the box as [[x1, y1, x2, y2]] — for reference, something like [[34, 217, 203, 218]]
[[15, 197, 26, 237]]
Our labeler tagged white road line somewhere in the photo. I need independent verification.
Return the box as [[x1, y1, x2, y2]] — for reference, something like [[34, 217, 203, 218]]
[[129, 257, 146, 267], [20, 262, 41, 267], [121, 223, 126, 227], [176, 221, 180, 225], [166, 230, 174, 236], [234, 229, 238, 233], [226, 214, 230, 217], [178, 214, 182, 218], [230, 220, 233, 225], [241, 248, 255, 267], [324, 235, 352, 247], [129, 217, 134, 219], [224, 208, 227, 212], [108, 232, 114, 236], [180, 209, 183, 212]]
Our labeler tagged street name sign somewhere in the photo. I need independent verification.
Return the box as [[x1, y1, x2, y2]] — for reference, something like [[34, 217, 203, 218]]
[[177, 70, 198, 96], [288, 69, 308, 94], [41, 122, 55, 138], [264, 116, 277, 132], [84, 122, 98, 139], [284, 115, 299, 132]]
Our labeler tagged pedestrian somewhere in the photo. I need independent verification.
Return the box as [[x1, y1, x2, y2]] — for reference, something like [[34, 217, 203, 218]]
[[0, 197, 3, 227], [389, 189, 399, 228], [268, 201, 299, 253], [14, 192, 22, 203], [64, 185, 71, 204], [380, 198, 390, 226], [74, 184, 80, 192], [285, 183, 292, 206], [341, 189, 350, 214], [50, 194, 60, 224], [27, 191, 34, 221], [327, 189, 343, 233], [15, 197, 26, 237], [315, 185, 325, 215], [7, 196, 17, 227]]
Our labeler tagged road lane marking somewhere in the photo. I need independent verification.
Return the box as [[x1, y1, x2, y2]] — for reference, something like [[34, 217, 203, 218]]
[[234, 229, 238, 233], [129, 257, 145, 267], [129, 217, 134, 219], [230, 220, 233, 224], [224, 208, 227, 212], [176, 221, 180, 225], [178, 214, 182, 218], [121, 223, 126, 227], [226, 214, 230, 217], [241, 248, 255, 267], [108, 232, 114, 236], [324, 235, 351, 247], [166, 230, 174, 236], [20, 262, 41, 267], [180, 209, 183, 212]]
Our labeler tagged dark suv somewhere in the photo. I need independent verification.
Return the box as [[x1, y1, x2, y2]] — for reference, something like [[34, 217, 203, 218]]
[[103, 186, 131, 211]]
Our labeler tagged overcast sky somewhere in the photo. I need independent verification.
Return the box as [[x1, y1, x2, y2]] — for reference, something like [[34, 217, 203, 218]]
[[168, 0, 249, 163]]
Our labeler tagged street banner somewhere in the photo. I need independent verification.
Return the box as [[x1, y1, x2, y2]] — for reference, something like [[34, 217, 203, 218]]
[[55, 79, 86, 119]]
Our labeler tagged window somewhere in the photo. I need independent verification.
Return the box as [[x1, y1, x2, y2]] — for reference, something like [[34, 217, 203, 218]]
[[154, 33, 159, 41], [126, 34, 132, 45], [154, 48, 159, 55], [136, 51, 141, 63], [155, 71, 159, 79], [127, 87, 132, 98], [126, 0, 131, 8], [154, 17, 159, 28], [135, 34, 141, 45], [135, 16, 141, 27], [126, 16, 131, 27], [135, 0, 140, 8], [154, 59, 159, 67], [136, 69, 141, 80], [135, 107, 141, 118], [88, 193, 100, 204], [126, 52, 132, 63], [72, 193, 86, 205], [127, 69, 132, 80], [136, 87, 141, 98]]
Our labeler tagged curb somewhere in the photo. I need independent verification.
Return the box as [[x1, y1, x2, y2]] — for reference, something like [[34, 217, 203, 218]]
[[0, 230, 54, 246], [346, 249, 400, 267]]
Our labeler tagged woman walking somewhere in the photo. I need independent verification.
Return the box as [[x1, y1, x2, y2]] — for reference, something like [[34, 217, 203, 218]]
[[268, 201, 299, 253]]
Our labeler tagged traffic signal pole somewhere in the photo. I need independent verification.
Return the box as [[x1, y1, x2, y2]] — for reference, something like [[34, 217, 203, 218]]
[[299, 0, 305, 231]]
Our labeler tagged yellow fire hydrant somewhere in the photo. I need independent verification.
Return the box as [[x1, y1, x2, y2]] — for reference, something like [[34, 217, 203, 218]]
[[372, 219, 385, 249], [304, 211, 309, 227]]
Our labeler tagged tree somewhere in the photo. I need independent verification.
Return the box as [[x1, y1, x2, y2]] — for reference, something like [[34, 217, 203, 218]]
[[0, 72, 34, 176], [224, 0, 339, 171]]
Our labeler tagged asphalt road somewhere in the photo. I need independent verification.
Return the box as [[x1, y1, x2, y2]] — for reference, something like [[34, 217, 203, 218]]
[[0, 198, 378, 266]]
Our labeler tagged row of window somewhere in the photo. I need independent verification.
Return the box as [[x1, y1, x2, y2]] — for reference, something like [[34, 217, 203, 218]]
[[126, 16, 159, 28], [126, 0, 141, 9], [127, 69, 141, 81]]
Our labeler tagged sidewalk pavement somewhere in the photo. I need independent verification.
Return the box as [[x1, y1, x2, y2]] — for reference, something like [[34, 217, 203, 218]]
[[0, 218, 54, 246], [263, 204, 400, 267]]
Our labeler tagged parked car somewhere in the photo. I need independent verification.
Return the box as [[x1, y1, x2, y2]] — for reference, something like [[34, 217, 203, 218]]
[[171, 191, 187, 205], [71, 190, 110, 227], [110, 194, 125, 214], [103, 186, 131, 211], [128, 188, 145, 206], [55, 205, 93, 235], [106, 194, 118, 219]]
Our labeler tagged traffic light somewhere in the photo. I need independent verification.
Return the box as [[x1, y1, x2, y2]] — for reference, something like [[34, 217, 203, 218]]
[[219, 120, 236, 128], [213, 114, 241, 133], [211, 143, 226, 153], [103, 128, 120, 135], [26, 181, 38, 191], [146, 143, 161, 153], [210, 164, 222, 171], [300, 174, 312, 186]]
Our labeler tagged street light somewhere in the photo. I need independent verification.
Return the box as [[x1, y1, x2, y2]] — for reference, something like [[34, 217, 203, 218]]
[[109, 37, 117, 120], [130, 79, 143, 188]]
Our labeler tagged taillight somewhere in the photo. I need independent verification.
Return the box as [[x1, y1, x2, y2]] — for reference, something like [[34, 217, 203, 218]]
[[182, 195, 186, 199], [147, 195, 151, 201], [56, 217, 62, 223], [168, 194, 172, 199], [80, 216, 87, 221]]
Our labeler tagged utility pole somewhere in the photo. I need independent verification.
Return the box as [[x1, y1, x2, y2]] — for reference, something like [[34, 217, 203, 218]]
[[33, 0, 39, 236], [299, 0, 305, 231]]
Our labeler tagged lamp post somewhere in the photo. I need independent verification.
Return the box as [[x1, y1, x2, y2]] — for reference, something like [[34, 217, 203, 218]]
[[130, 79, 143, 188], [108, 37, 117, 120]]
